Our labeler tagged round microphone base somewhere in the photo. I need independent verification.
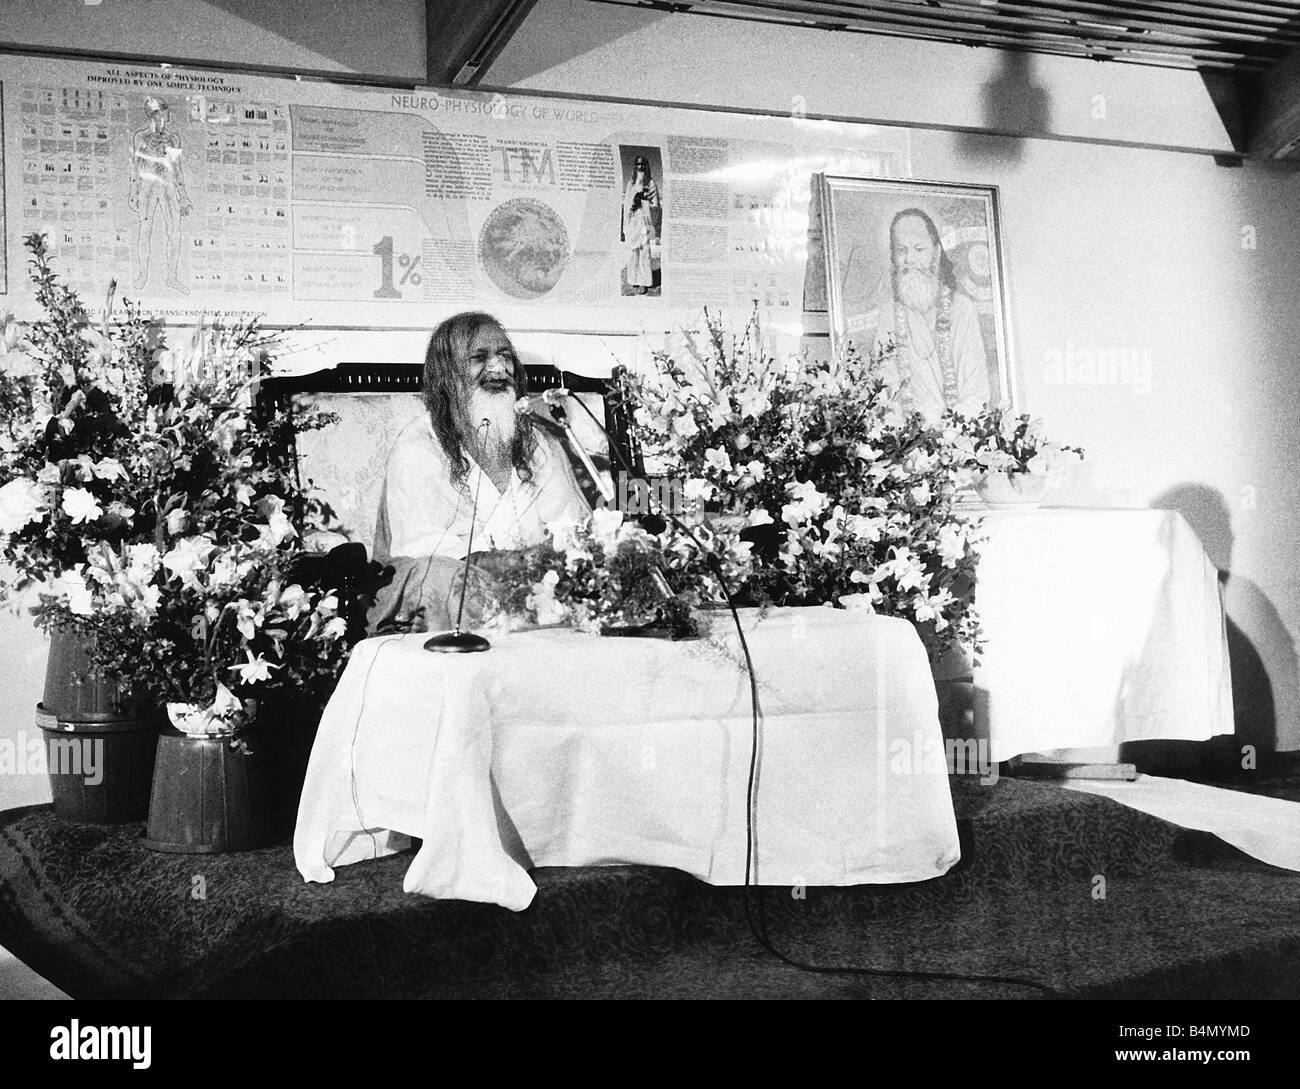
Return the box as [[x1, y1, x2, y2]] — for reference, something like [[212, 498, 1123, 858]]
[[423, 629, 491, 653]]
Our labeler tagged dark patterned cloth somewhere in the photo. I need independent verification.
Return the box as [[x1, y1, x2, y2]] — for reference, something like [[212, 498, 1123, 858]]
[[3, 779, 1300, 999]]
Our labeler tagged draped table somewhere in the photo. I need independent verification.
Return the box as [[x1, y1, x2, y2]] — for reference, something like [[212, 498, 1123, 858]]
[[295, 608, 960, 910], [970, 508, 1235, 762]]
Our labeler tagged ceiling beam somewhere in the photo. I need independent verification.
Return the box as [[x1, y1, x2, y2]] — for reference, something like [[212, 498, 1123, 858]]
[[1250, 42, 1300, 156], [685, 0, 1293, 54], [752, 0, 1300, 46], [984, 1, 1300, 37], [615, 1, 1285, 68], [426, 0, 537, 86]]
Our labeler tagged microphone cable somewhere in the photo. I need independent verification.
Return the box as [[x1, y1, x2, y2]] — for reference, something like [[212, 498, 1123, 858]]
[[567, 381, 1059, 998]]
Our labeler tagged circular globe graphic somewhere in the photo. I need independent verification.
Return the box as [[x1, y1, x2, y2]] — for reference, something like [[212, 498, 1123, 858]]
[[478, 198, 571, 299]]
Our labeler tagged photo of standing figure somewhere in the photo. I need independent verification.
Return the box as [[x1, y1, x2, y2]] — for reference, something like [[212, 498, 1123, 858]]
[[618, 146, 663, 297]]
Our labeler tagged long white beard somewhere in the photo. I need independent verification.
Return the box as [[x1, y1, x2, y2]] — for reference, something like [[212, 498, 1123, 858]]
[[895, 267, 940, 314], [466, 386, 519, 459]]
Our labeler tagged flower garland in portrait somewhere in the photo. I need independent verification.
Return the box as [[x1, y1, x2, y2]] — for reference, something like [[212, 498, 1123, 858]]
[[893, 284, 957, 411]]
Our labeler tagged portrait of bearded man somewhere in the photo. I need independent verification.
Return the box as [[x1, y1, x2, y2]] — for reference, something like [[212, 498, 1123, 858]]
[[367, 311, 590, 633], [862, 207, 991, 420]]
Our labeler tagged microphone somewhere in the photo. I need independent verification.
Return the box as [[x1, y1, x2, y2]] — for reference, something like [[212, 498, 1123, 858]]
[[519, 387, 615, 504], [424, 417, 492, 653], [515, 388, 572, 415]]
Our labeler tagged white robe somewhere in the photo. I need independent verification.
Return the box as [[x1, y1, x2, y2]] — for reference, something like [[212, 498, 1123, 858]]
[[375, 414, 590, 561], [623, 179, 659, 288]]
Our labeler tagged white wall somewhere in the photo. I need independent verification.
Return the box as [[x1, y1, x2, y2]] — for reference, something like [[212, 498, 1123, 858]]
[[0, 0, 427, 81], [490, 0, 1237, 153], [487, 1, 1300, 750], [0, 599, 51, 808], [908, 130, 1300, 749]]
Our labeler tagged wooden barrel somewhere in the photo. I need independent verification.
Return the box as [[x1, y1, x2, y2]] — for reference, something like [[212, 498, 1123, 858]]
[[42, 627, 149, 722], [143, 731, 272, 853], [35, 705, 159, 823], [931, 642, 977, 739]]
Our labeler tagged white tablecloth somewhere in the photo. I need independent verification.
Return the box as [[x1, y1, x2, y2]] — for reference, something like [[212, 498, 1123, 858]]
[[294, 608, 960, 909], [973, 508, 1234, 762]]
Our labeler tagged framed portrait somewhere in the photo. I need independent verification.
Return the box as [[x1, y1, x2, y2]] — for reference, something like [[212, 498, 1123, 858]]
[[818, 174, 1015, 419]]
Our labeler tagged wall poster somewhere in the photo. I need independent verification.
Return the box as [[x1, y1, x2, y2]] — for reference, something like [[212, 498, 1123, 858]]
[[0, 54, 912, 368]]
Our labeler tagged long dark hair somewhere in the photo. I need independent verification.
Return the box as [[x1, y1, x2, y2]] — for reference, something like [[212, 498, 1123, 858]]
[[889, 208, 957, 291], [422, 311, 535, 488]]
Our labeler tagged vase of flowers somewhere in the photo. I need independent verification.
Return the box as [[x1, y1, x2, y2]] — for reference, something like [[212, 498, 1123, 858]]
[[611, 316, 983, 662], [974, 471, 1051, 508], [1, 236, 166, 819], [167, 700, 233, 738], [954, 405, 1084, 510], [1, 234, 355, 839]]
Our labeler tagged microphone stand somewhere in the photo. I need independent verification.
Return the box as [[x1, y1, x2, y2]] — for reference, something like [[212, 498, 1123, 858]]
[[424, 418, 492, 653], [547, 397, 616, 506], [546, 393, 671, 598]]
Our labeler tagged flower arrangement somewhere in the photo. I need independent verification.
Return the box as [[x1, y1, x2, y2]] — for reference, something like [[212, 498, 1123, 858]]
[[478, 507, 753, 639], [75, 534, 350, 739], [0, 239, 152, 588], [613, 316, 984, 660], [0, 233, 351, 743], [952, 404, 1084, 477]]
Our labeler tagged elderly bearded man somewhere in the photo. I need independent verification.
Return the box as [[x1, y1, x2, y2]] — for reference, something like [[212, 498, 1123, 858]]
[[368, 312, 590, 632], [863, 208, 991, 419]]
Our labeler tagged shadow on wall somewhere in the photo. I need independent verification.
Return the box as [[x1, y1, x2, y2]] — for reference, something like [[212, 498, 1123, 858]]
[[205, 0, 423, 78], [955, 49, 1053, 163], [464, 0, 675, 85], [1126, 484, 1299, 776]]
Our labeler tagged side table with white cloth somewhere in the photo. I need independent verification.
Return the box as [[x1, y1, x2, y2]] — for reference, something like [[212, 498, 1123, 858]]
[[970, 508, 1235, 764], [294, 608, 961, 910]]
